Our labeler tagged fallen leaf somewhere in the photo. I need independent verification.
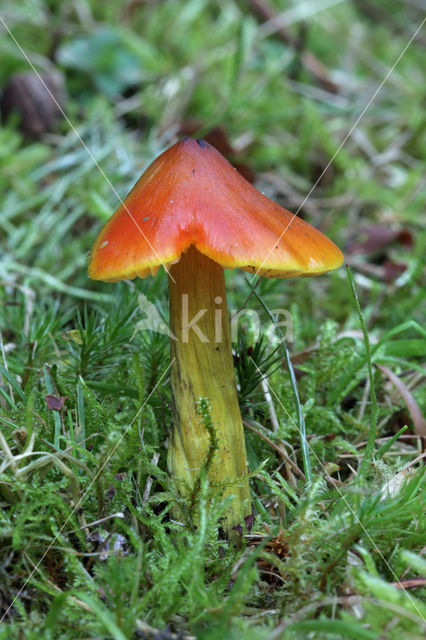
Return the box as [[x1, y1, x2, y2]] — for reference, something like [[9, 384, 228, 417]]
[[383, 259, 406, 283], [346, 225, 413, 255], [46, 394, 68, 411], [1, 71, 66, 138], [244, 514, 255, 531]]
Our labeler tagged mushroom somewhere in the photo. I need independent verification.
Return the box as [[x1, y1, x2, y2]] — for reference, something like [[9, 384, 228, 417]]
[[88, 138, 344, 534]]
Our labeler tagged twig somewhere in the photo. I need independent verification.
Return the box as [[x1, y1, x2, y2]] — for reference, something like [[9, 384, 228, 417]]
[[243, 418, 304, 485], [378, 364, 426, 439], [260, 377, 280, 433], [390, 578, 426, 589], [402, 451, 426, 470], [142, 452, 160, 503], [65, 512, 125, 535], [247, 0, 339, 93]]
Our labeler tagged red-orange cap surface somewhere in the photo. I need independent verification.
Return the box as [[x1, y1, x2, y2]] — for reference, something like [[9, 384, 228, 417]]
[[88, 138, 344, 281]]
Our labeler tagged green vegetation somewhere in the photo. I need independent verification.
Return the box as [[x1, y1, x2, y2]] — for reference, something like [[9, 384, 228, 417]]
[[0, 1, 425, 638]]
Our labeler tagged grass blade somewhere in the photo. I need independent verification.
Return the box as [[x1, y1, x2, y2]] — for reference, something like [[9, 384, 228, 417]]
[[346, 267, 378, 475]]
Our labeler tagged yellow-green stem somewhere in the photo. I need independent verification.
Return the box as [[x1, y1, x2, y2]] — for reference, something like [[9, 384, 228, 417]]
[[168, 246, 251, 535]]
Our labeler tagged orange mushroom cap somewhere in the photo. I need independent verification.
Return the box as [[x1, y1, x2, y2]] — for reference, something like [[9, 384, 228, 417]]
[[88, 138, 344, 282]]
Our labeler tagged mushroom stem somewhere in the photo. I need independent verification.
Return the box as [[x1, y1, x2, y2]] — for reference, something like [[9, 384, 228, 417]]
[[168, 245, 251, 534]]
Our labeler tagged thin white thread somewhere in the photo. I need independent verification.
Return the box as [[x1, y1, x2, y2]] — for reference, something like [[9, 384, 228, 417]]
[[0, 16, 176, 283], [252, 17, 425, 280], [1, 7, 424, 625], [250, 357, 425, 622], [0, 360, 174, 621]]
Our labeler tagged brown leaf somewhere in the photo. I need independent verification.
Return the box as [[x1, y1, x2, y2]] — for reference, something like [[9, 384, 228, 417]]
[[346, 225, 413, 255], [244, 514, 255, 531], [250, 531, 290, 585], [46, 394, 67, 411], [1, 71, 66, 138], [383, 259, 406, 283], [377, 364, 426, 437]]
